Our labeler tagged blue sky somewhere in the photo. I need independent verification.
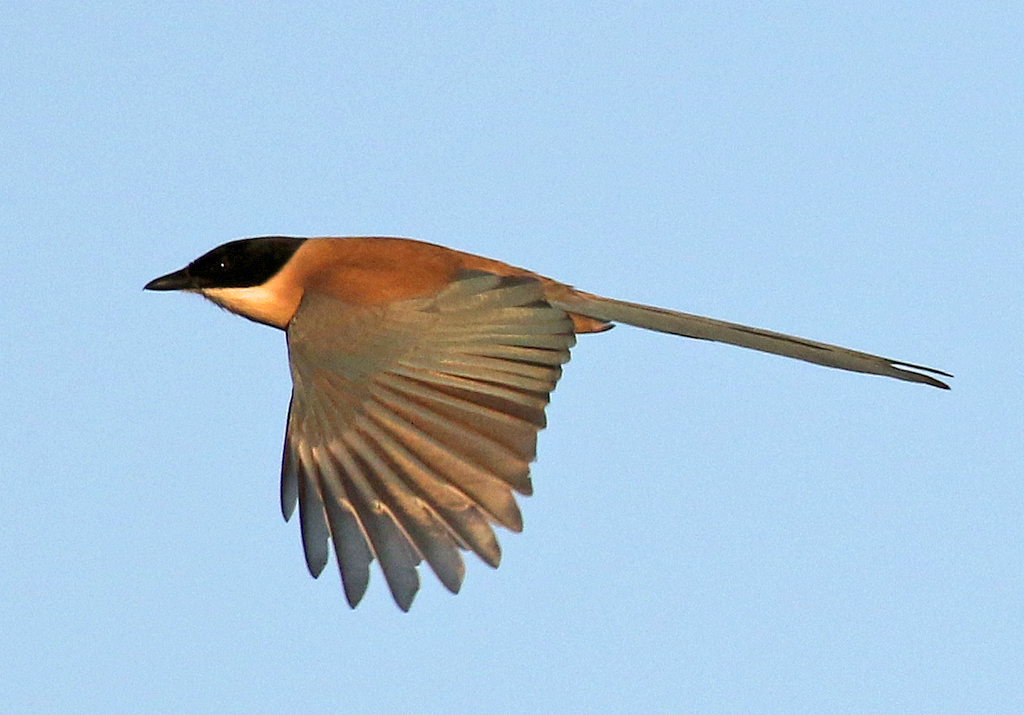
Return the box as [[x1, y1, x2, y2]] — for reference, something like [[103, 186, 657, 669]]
[[3, 2, 1021, 713]]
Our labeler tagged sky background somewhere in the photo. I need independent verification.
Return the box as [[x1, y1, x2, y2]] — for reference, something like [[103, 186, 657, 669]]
[[2, 2, 1021, 713]]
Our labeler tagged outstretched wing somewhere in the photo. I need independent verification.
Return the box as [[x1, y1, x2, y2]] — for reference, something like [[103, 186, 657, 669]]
[[281, 272, 575, 610]]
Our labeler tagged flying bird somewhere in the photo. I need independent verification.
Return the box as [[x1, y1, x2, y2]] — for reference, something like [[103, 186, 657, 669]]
[[146, 236, 950, 610]]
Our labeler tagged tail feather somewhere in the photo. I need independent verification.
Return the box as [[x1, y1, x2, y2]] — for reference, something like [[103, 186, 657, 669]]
[[552, 291, 951, 389]]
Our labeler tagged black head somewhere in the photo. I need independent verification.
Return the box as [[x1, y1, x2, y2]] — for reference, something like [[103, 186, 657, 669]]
[[145, 237, 307, 291]]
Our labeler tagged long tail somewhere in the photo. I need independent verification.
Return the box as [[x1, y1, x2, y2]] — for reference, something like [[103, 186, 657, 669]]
[[549, 290, 951, 389]]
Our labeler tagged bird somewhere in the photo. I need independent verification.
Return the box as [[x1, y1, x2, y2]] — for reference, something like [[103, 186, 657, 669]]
[[145, 235, 950, 610]]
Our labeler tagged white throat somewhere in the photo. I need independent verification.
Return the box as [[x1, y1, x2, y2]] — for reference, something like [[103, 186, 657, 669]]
[[200, 284, 294, 329]]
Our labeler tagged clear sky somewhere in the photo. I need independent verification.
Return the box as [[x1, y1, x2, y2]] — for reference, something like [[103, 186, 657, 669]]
[[3, 2, 1020, 713]]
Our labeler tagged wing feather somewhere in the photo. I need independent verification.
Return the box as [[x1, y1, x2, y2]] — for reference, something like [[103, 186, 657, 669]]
[[343, 426, 466, 596], [317, 460, 374, 607], [294, 441, 330, 578], [279, 412, 299, 521], [372, 372, 539, 455], [325, 442, 422, 611], [385, 366, 552, 427], [354, 417, 503, 567], [361, 398, 526, 529], [368, 380, 532, 490]]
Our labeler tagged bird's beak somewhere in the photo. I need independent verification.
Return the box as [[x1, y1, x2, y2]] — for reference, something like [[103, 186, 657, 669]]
[[144, 266, 193, 291]]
